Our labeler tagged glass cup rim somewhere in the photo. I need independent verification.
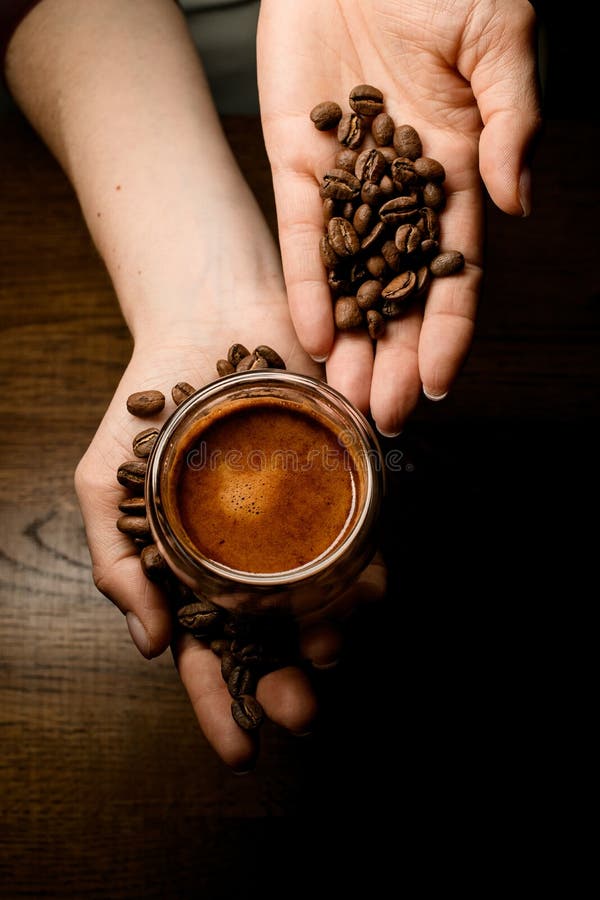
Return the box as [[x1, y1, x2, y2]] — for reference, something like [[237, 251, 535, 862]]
[[146, 370, 384, 587]]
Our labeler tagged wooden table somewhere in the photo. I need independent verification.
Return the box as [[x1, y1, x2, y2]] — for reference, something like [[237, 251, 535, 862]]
[[1, 101, 598, 895]]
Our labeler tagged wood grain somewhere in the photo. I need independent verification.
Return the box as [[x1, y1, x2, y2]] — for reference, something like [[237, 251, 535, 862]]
[[1, 105, 598, 896]]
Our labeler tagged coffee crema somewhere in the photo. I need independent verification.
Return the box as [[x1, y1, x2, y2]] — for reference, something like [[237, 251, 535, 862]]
[[170, 397, 360, 574]]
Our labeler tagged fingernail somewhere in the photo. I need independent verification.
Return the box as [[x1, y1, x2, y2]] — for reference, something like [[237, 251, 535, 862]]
[[423, 387, 448, 402], [376, 426, 403, 439], [231, 765, 255, 776], [519, 166, 532, 217], [126, 611, 150, 658], [310, 354, 328, 363], [312, 658, 340, 671], [291, 730, 313, 738]]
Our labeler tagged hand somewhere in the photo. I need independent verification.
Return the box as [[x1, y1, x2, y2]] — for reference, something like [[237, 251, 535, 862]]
[[75, 271, 386, 772], [257, 0, 541, 434]]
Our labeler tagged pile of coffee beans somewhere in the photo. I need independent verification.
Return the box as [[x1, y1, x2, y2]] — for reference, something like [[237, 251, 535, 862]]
[[310, 84, 465, 339], [115, 344, 298, 731]]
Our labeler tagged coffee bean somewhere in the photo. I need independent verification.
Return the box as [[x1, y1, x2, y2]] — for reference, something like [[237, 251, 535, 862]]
[[422, 182, 445, 210], [381, 240, 402, 272], [320, 168, 361, 201], [231, 694, 264, 731], [117, 459, 147, 492], [382, 270, 417, 302], [393, 124, 422, 160], [255, 345, 286, 369], [352, 203, 374, 237], [221, 650, 236, 682], [140, 544, 169, 582], [133, 537, 151, 551], [360, 220, 386, 254], [349, 261, 368, 287], [349, 84, 384, 117], [391, 157, 418, 191], [379, 174, 394, 198], [227, 343, 250, 367], [227, 665, 256, 699], [337, 113, 366, 149], [381, 297, 405, 318], [341, 201, 355, 220], [429, 251, 465, 277], [328, 217, 360, 257], [334, 148, 359, 173], [126, 390, 165, 417], [365, 255, 388, 279], [420, 238, 439, 259], [372, 113, 395, 146], [394, 223, 422, 255], [250, 356, 269, 371], [118, 496, 147, 516], [328, 268, 350, 295], [334, 296, 363, 330], [420, 206, 440, 241], [236, 352, 258, 372], [414, 157, 445, 182], [360, 180, 383, 206], [210, 638, 230, 657], [357, 280, 383, 310], [132, 427, 159, 458], [367, 309, 386, 340], [171, 382, 195, 406], [322, 198, 338, 225], [233, 643, 262, 666], [310, 100, 343, 131], [379, 146, 398, 166], [117, 515, 151, 538], [216, 359, 235, 377], [379, 194, 419, 225], [414, 264, 431, 297], [355, 148, 386, 183], [178, 599, 222, 632]]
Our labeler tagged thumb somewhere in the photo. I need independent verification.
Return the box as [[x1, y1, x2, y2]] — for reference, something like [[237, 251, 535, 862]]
[[469, 2, 542, 217]]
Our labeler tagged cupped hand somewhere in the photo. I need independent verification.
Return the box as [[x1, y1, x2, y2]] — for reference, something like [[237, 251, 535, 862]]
[[74, 264, 385, 771], [257, 0, 541, 434]]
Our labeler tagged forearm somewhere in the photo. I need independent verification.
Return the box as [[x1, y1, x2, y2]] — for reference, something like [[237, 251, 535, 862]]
[[5, 0, 278, 345]]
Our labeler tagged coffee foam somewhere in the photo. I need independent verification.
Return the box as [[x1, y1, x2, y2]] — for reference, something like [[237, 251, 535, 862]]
[[215, 464, 286, 521]]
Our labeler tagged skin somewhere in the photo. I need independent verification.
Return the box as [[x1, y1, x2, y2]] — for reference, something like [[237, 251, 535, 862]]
[[257, 0, 541, 434], [5, 0, 385, 771]]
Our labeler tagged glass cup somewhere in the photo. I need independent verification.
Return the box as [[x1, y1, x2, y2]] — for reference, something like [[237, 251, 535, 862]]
[[145, 371, 384, 617]]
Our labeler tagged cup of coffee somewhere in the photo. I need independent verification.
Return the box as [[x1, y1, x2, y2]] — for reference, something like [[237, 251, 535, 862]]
[[145, 371, 384, 616]]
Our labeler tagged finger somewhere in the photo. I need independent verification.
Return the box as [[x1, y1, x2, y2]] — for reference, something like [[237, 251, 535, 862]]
[[418, 165, 484, 400], [174, 632, 258, 772], [369, 304, 423, 436], [469, 2, 542, 216], [324, 329, 374, 414], [256, 666, 318, 736], [76, 465, 172, 659], [270, 163, 335, 361], [299, 622, 344, 670], [297, 553, 387, 628]]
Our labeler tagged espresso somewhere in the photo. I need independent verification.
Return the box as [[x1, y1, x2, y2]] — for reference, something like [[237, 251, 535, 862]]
[[171, 397, 360, 574]]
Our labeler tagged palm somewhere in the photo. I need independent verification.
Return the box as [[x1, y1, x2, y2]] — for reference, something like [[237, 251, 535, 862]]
[[258, 0, 537, 432]]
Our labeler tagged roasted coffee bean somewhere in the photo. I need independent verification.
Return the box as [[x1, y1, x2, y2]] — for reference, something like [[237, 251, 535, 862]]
[[216, 358, 235, 377], [420, 238, 439, 259], [236, 352, 258, 372], [429, 251, 465, 276], [320, 168, 361, 201], [171, 382, 195, 406], [210, 638, 230, 657], [117, 515, 150, 538], [393, 124, 422, 160], [379, 194, 419, 225], [118, 496, 146, 516], [381, 297, 405, 318], [414, 156, 445, 182], [372, 112, 395, 146], [353, 203, 374, 237], [178, 599, 222, 633], [323, 198, 338, 225], [391, 157, 418, 190], [382, 270, 417, 302], [133, 537, 151, 551], [310, 100, 343, 131], [365, 255, 388, 279], [117, 459, 147, 492], [395, 223, 422, 255], [355, 148, 386, 183], [232, 643, 262, 666], [414, 265, 431, 297], [231, 694, 264, 731], [379, 146, 398, 166], [334, 148, 359, 173], [221, 651, 236, 682], [126, 390, 165, 417], [227, 665, 256, 699], [349, 261, 368, 287], [357, 280, 383, 310], [360, 220, 386, 253], [349, 84, 384, 116], [379, 174, 394, 198], [255, 345, 286, 369], [320, 235, 340, 268], [328, 217, 360, 257], [227, 343, 250, 367], [337, 112, 366, 149], [367, 309, 386, 340], [132, 427, 159, 458], [334, 296, 363, 330], [381, 240, 402, 272], [360, 180, 383, 206], [420, 206, 440, 240], [422, 181, 445, 210], [250, 355, 269, 371], [328, 268, 350, 295], [140, 544, 169, 582]]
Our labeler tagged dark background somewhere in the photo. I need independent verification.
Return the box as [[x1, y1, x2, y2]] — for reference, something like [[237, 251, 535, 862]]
[[1, 2, 597, 896]]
